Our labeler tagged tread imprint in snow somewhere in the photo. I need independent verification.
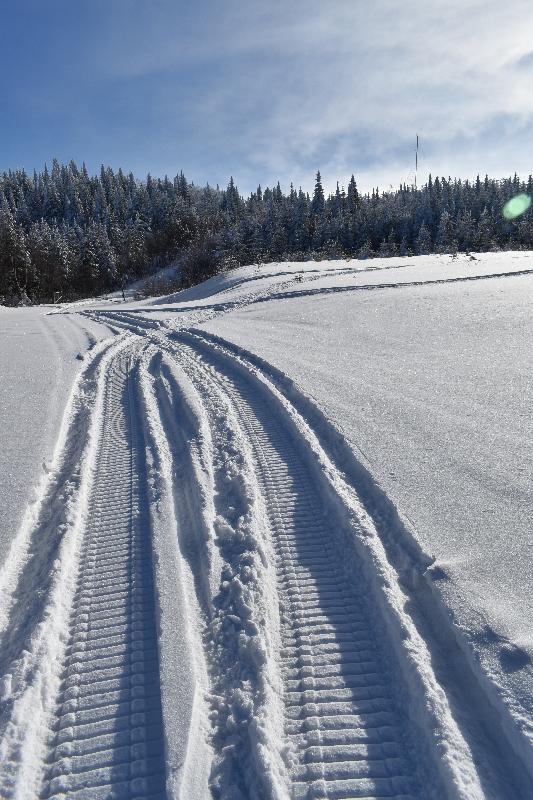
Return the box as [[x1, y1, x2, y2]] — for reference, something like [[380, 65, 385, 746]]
[[40, 354, 166, 800], [180, 343, 421, 800], [252, 426, 417, 799]]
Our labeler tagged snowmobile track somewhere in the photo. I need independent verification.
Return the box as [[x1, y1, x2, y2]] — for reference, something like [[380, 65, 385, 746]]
[[175, 340, 423, 800], [248, 417, 417, 799], [39, 352, 166, 800]]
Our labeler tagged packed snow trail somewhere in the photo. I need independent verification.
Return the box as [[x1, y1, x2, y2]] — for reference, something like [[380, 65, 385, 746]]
[[39, 350, 166, 799], [239, 393, 419, 798], [0, 336, 142, 798], [170, 337, 432, 799], [3, 291, 532, 798], [72, 307, 533, 798], [167, 329, 533, 800]]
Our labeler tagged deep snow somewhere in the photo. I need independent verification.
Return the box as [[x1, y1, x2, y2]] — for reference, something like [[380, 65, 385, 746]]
[[122, 250, 533, 754], [204, 273, 533, 636]]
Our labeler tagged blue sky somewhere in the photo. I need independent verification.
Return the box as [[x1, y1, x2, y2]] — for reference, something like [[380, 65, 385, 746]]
[[1, 0, 533, 194]]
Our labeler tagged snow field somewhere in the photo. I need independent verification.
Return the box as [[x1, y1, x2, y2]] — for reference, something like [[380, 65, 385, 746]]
[[76, 269, 533, 797], [0, 308, 112, 572], [99, 307, 498, 794], [190, 329, 533, 778], [200, 265, 533, 761], [1, 253, 532, 798]]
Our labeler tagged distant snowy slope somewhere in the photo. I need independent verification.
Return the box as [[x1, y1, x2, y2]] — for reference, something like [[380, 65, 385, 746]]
[[146, 250, 533, 311]]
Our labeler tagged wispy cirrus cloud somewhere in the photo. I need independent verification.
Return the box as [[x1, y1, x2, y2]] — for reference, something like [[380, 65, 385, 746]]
[[1, 0, 533, 193]]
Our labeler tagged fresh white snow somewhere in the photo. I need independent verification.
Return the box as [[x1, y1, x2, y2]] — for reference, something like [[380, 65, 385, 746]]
[[0, 251, 532, 799]]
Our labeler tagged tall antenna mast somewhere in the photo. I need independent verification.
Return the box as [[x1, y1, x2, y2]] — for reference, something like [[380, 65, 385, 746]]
[[415, 134, 419, 190]]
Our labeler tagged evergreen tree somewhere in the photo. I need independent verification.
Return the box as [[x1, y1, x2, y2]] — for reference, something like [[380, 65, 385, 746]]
[[0, 159, 530, 303], [0, 205, 31, 301], [312, 171, 325, 215], [347, 175, 359, 213], [416, 223, 432, 255], [436, 211, 457, 254]]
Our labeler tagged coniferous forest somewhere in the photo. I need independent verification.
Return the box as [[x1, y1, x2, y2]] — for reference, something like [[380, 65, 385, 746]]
[[1, 160, 532, 304]]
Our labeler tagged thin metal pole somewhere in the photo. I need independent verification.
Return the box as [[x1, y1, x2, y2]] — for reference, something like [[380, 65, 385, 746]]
[[415, 135, 419, 189]]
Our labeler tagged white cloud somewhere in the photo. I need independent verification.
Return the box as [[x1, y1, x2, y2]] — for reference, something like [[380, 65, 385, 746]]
[[95, 0, 533, 192]]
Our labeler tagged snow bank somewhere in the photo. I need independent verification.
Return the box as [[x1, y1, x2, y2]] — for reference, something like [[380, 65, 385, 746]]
[[146, 251, 533, 312]]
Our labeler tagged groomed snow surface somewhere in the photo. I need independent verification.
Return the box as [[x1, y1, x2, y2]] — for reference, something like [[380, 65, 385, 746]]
[[0, 252, 531, 799]]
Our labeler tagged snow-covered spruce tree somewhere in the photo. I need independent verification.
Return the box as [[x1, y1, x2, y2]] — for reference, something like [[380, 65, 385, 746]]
[[0, 204, 32, 303], [1, 161, 533, 301], [436, 211, 458, 254], [311, 171, 325, 215], [416, 222, 432, 255], [347, 174, 359, 213]]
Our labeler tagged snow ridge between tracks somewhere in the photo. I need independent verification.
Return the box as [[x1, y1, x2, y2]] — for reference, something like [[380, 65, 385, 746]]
[[177, 348, 288, 797], [138, 347, 213, 799], [140, 343, 288, 799]]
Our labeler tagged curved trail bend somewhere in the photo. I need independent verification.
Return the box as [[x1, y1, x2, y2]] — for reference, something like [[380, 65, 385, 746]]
[[170, 335, 428, 799], [1, 308, 532, 799], [164, 328, 533, 800]]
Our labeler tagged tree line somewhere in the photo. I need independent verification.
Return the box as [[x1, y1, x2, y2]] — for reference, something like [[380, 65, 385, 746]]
[[1, 159, 532, 303]]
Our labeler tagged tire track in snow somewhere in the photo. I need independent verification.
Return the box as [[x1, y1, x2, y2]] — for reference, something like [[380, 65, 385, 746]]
[[80, 313, 481, 798], [82, 265, 533, 327], [185, 330, 533, 800], [65, 311, 533, 798], [137, 348, 214, 800], [0, 335, 135, 798], [39, 350, 166, 799], [240, 407, 419, 799], [172, 339, 430, 800]]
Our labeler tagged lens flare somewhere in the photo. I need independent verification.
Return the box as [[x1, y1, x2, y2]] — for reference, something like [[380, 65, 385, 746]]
[[502, 193, 531, 220]]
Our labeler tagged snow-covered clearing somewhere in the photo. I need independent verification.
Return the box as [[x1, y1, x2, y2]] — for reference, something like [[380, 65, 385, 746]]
[[0, 252, 531, 798]]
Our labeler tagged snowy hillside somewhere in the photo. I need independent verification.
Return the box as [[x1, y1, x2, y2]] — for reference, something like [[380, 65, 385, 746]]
[[0, 252, 532, 799]]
